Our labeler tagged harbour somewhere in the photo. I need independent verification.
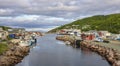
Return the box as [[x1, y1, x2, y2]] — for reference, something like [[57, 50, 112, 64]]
[[16, 34, 109, 66]]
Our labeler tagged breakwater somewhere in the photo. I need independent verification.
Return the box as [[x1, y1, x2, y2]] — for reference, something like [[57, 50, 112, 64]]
[[56, 35, 120, 66], [56, 35, 75, 44], [81, 41, 120, 66]]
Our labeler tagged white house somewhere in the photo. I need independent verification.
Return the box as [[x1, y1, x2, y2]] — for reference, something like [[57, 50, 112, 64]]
[[0, 31, 9, 40], [0, 28, 3, 31], [99, 31, 111, 39]]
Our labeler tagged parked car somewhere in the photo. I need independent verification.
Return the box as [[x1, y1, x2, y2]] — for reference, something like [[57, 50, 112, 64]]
[[116, 38, 120, 41], [103, 40, 110, 43], [94, 37, 103, 42]]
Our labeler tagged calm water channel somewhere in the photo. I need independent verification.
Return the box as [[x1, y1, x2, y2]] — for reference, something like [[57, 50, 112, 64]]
[[16, 34, 110, 66]]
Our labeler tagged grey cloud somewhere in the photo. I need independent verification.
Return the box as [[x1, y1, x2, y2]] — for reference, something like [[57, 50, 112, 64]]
[[0, 0, 31, 8], [0, 0, 120, 31], [0, 0, 120, 17], [0, 15, 73, 28]]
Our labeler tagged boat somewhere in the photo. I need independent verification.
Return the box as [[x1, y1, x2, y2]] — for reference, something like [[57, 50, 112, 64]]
[[65, 41, 71, 45], [19, 40, 31, 47]]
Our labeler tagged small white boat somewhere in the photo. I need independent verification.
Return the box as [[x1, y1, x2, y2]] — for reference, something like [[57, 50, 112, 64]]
[[65, 41, 71, 45], [19, 40, 30, 47]]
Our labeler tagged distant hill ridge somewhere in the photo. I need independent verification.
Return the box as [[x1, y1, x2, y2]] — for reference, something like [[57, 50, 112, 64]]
[[0, 26, 11, 31], [48, 13, 120, 34]]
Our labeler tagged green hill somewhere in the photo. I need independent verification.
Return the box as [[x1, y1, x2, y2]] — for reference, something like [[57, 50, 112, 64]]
[[48, 13, 120, 34], [0, 26, 11, 31]]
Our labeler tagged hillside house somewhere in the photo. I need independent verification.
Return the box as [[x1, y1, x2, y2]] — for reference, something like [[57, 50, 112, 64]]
[[81, 33, 95, 40], [110, 34, 120, 40], [8, 28, 26, 39], [98, 31, 111, 39], [0, 28, 3, 31], [0, 31, 9, 40], [58, 29, 81, 36]]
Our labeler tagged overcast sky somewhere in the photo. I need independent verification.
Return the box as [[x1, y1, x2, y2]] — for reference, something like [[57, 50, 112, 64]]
[[0, 0, 120, 32]]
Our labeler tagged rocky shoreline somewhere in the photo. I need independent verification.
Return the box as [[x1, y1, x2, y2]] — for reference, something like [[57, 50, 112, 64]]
[[56, 35, 75, 44], [0, 43, 30, 66], [80, 41, 120, 66], [56, 35, 120, 66]]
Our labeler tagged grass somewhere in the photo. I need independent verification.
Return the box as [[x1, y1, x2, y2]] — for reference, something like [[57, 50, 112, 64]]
[[0, 42, 8, 55], [91, 41, 120, 52]]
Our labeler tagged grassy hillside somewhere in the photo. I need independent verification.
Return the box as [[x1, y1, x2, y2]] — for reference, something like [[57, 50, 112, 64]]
[[0, 43, 8, 55], [48, 13, 120, 34], [0, 26, 11, 31]]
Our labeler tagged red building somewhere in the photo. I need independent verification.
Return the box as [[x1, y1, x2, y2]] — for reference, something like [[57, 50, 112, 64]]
[[81, 34, 95, 40]]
